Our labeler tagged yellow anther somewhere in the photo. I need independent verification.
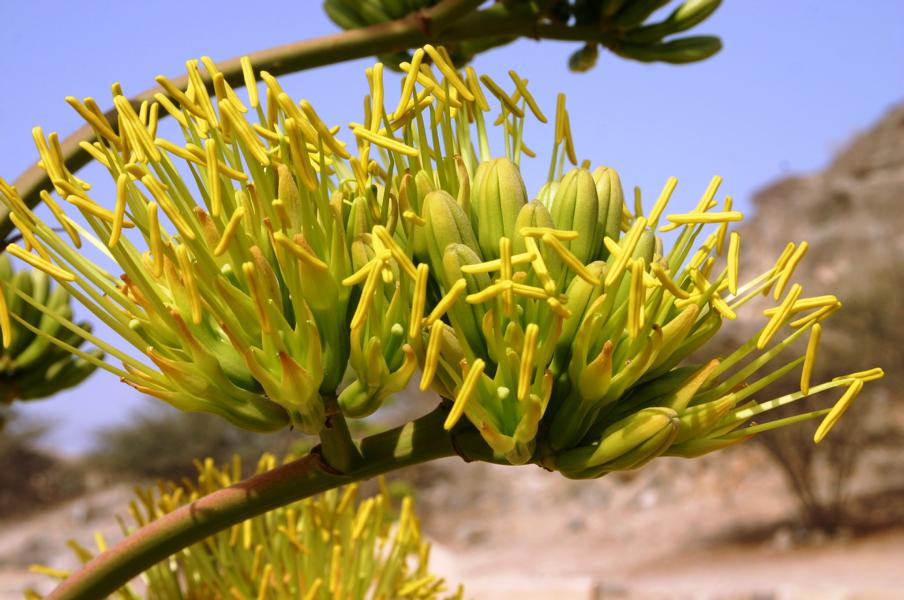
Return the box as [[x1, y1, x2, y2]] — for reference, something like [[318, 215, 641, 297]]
[[38, 191, 81, 248], [402, 210, 426, 227], [351, 126, 419, 157], [647, 176, 678, 227], [727, 231, 741, 295], [0, 281, 11, 348], [155, 75, 206, 119], [814, 379, 864, 443], [409, 263, 430, 340], [444, 358, 485, 430], [141, 175, 196, 241], [284, 118, 317, 191], [108, 173, 129, 247], [299, 100, 350, 159], [650, 262, 690, 299], [460, 252, 536, 274], [800, 323, 821, 395], [562, 109, 577, 165], [788, 301, 842, 328], [479, 74, 524, 118], [518, 323, 539, 402], [604, 217, 647, 288], [350, 260, 382, 330], [546, 296, 572, 319], [175, 244, 202, 324], [507, 70, 546, 122], [519, 226, 578, 240], [542, 233, 600, 285], [240, 56, 259, 108], [214, 207, 246, 257], [146, 203, 165, 277], [466, 281, 510, 304], [273, 232, 328, 270], [764, 295, 839, 317], [465, 66, 490, 112], [424, 279, 468, 327], [420, 321, 445, 391], [342, 257, 380, 287], [500, 237, 515, 313], [627, 258, 645, 339], [663, 211, 744, 227], [523, 236, 556, 294], [554, 93, 567, 145], [393, 49, 425, 119], [423, 45, 474, 102], [773, 241, 809, 300], [833, 367, 884, 382], [758, 283, 803, 349], [373, 225, 417, 280], [6, 245, 75, 281], [205, 139, 222, 217]]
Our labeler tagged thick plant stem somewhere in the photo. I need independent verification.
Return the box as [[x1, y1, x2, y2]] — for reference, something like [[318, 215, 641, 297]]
[[48, 406, 478, 600], [318, 394, 362, 473]]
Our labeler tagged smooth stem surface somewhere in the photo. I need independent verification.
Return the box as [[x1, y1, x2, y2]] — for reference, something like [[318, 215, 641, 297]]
[[49, 406, 468, 600]]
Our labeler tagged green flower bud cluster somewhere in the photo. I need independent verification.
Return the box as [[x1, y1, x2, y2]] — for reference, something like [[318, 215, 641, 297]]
[[323, 0, 723, 72], [30, 454, 462, 600], [0, 48, 880, 477], [0, 254, 99, 409]]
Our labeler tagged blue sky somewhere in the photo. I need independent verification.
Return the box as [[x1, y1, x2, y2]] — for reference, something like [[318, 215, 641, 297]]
[[2, 1, 902, 452]]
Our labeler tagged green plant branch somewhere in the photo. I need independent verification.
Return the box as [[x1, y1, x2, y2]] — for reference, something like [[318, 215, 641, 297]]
[[47, 405, 496, 600], [318, 393, 362, 473]]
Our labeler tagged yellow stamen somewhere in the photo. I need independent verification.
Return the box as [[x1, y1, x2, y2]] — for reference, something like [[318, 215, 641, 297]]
[[444, 358, 485, 430], [466, 281, 510, 304], [664, 211, 744, 226], [300, 100, 351, 159], [155, 75, 206, 119], [420, 321, 445, 391], [647, 176, 678, 227], [204, 139, 222, 217], [650, 262, 690, 299], [351, 126, 419, 157], [774, 241, 809, 300], [393, 49, 425, 119], [465, 66, 490, 112], [240, 56, 259, 108], [273, 232, 329, 270], [65, 98, 121, 147], [373, 225, 417, 280], [507, 70, 546, 122], [727, 231, 741, 295], [38, 191, 81, 248], [518, 323, 539, 402], [108, 173, 129, 247], [460, 252, 535, 274], [764, 295, 839, 317], [604, 217, 647, 288], [147, 203, 165, 277], [800, 323, 821, 395], [6, 245, 75, 281], [500, 237, 515, 313], [479, 74, 524, 118], [409, 263, 430, 340], [627, 258, 645, 338], [0, 281, 11, 348], [814, 379, 864, 443], [758, 283, 803, 349], [141, 175, 195, 241], [789, 301, 842, 328], [554, 93, 566, 145], [546, 296, 572, 319], [349, 261, 382, 330], [214, 207, 245, 257], [423, 45, 474, 102], [541, 233, 600, 285], [524, 236, 556, 293], [519, 226, 578, 240], [175, 244, 202, 324], [342, 257, 380, 287], [424, 279, 468, 327], [833, 367, 884, 382], [562, 110, 577, 165]]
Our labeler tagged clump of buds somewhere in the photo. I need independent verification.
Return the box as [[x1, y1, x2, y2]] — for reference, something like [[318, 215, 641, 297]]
[[0, 254, 99, 409], [0, 45, 881, 475], [30, 455, 461, 599]]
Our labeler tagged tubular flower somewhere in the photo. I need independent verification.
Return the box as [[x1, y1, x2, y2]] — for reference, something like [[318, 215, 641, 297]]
[[0, 49, 881, 474]]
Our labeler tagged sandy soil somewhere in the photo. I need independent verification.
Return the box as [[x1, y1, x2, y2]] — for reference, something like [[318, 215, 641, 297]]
[[2, 446, 902, 599]]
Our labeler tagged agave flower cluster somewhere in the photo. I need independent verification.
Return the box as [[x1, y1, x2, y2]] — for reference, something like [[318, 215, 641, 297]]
[[32, 455, 460, 600], [0, 47, 881, 476]]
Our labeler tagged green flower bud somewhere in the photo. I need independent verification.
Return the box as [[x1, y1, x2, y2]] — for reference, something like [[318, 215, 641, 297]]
[[422, 190, 481, 274], [471, 157, 528, 259], [550, 168, 599, 264], [592, 166, 624, 251]]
